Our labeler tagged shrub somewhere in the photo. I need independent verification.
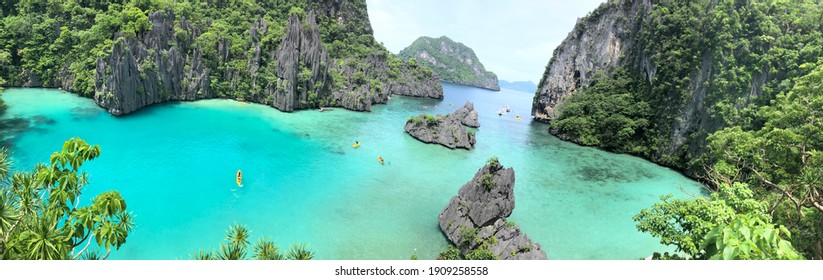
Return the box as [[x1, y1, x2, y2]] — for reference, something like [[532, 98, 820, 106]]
[[424, 114, 439, 125], [438, 246, 461, 260], [480, 173, 494, 191], [459, 226, 477, 246], [465, 248, 497, 260], [505, 220, 517, 228], [486, 156, 500, 170]]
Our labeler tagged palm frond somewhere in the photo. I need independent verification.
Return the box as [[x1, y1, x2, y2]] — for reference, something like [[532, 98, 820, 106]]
[[286, 242, 315, 260]]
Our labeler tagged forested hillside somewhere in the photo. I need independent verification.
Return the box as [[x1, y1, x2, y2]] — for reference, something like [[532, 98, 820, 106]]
[[398, 36, 499, 91], [535, 0, 823, 259], [0, 0, 442, 115]]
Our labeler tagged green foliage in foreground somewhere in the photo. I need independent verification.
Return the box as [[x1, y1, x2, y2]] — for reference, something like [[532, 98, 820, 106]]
[[464, 248, 497, 260], [0, 138, 134, 260], [704, 62, 823, 258], [635, 183, 802, 260], [703, 214, 803, 260], [636, 62, 822, 260], [437, 246, 461, 260], [192, 223, 314, 260], [436, 245, 499, 260]]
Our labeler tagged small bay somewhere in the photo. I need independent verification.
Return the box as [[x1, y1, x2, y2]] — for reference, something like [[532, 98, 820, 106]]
[[0, 84, 704, 259]]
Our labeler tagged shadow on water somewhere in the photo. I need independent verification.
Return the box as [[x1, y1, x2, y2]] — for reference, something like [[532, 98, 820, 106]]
[[31, 115, 56, 125], [0, 117, 34, 148], [575, 165, 656, 184], [70, 107, 102, 121]]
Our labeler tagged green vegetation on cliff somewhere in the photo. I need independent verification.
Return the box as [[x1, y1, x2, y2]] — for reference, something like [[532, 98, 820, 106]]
[[547, 0, 823, 259], [0, 0, 440, 114], [0, 49, 7, 113], [552, 69, 653, 154], [398, 36, 500, 90], [552, 0, 823, 170], [535, 0, 823, 259]]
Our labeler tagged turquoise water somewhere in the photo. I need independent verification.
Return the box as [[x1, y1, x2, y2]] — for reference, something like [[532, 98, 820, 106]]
[[0, 84, 704, 260]]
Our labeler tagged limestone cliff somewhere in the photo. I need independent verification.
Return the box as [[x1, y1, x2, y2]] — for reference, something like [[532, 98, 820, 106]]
[[4, 1, 442, 116], [94, 11, 211, 115], [398, 36, 499, 91], [438, 159, 548, 260], [532, 0, 823, 172], [532, 0, 649, 121]]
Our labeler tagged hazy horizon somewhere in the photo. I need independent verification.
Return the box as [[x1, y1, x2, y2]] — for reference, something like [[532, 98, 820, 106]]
[[367, 0, 607, 83]]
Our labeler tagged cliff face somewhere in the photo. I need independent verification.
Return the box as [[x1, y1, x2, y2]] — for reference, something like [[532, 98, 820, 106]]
[[532, 0, 650, 121], [4, 1, 442, 116], [94, 11, 211, 115], [532, 0, 823, 172], [398, 36, 499, 91]]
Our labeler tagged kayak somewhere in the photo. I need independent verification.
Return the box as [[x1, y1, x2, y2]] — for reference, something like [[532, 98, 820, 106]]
[[236, 170, 243, 186], [352, 142, 360, 148], [378, 156, 384, 165]]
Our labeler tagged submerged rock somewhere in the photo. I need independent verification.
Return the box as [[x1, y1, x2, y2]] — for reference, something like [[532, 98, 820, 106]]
[[438, 159, 547, 260], [404, 113, 476, 150]]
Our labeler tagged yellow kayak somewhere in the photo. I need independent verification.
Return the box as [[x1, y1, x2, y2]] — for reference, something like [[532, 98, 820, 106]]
[[352, 142, 360, 148], [378, 156, 384, 165], [236, 170, 243, 186]]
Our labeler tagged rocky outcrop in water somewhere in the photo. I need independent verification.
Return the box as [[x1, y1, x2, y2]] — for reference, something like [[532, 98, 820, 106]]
[[438, 159, 547, 260], [404, 109, 477, 150], [453, 101, 480, 128], [398, 36, 499, 91]]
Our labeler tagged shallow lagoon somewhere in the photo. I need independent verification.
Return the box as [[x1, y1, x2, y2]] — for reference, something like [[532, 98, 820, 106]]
[[0, 84, 703, 259]]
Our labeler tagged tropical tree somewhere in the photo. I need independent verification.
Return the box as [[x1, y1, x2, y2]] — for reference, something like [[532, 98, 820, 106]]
[[0, 138, 134, 260], [634, 182, 802, 259], [192, 223, 313, 260], [702, 214, 803, 260], [706, 62, 823, 258]]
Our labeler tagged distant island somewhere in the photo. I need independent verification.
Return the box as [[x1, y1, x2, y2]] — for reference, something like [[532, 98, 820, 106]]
[[498, 80, 537, 93], [398, 36, 499, 91]]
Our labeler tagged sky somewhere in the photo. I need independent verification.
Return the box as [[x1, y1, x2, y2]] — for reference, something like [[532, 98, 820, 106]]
[[366, 0, 607, 83]]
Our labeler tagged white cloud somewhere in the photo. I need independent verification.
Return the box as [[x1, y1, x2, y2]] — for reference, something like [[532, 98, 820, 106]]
[[367, 0, 606, 82]]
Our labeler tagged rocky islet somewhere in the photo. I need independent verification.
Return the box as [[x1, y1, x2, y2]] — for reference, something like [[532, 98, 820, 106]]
[[438, 158, 548, 260]]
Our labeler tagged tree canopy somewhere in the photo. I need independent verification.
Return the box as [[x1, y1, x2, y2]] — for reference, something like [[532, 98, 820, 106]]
[[0, 137, 134, 260], [191, 223, 314, 260]]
